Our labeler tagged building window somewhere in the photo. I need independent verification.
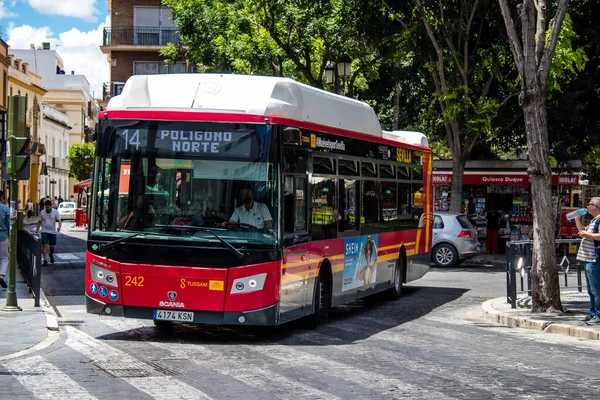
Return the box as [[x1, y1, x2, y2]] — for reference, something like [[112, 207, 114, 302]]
[[133, 61, 187, 75]]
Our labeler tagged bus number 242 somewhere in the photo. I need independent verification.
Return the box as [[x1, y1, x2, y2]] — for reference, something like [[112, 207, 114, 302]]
[[125, 275, 145, 287]]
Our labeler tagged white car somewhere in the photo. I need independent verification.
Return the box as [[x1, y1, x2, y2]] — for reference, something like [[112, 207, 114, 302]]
[[57, 201, 77, 220]]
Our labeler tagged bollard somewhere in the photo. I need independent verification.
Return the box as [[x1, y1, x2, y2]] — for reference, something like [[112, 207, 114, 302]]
[[506, 243, 517, 308]]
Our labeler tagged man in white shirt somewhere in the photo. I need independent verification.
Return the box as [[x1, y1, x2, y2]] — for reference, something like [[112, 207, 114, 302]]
[[229, 187, 272, 229], [36, 200, 62, 265]]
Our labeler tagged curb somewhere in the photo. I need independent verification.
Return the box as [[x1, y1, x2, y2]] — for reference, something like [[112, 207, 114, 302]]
[[0, 287, 61, 362], [481, 298, 600, 341]]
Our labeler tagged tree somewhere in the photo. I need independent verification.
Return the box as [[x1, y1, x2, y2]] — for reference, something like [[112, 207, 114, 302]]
[[66, 143, 95, 182], [498, 0, 571, 313], [162, 0, 385, 95], [382, 0, 518, 212]]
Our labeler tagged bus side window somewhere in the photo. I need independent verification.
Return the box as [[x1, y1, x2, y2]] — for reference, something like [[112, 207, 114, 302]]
[[284, 176, 294, 233], [283, 176, 307, 234]]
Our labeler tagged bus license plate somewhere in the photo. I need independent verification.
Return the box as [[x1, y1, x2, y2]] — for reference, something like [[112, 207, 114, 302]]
[[153, 310, 194, 322]]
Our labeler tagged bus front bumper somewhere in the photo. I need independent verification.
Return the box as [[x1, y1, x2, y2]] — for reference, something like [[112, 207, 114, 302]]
[[86, 294, 280, 326]]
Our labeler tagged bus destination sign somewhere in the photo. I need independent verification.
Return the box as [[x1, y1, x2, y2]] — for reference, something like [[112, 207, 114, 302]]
[[116, 127, 253, 158]]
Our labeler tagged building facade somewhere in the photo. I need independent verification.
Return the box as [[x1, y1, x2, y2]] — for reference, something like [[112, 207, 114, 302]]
[[40, 105, 71, 202], [101, 0, 190, 102], [10, 46, 99, 197], [0, 40, 9, 194], [7, 54, 47, 207]]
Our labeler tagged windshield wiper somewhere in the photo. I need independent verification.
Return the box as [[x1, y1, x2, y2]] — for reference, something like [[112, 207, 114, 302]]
[[96, 231, 164, 253], [155, 225, 245, 259]]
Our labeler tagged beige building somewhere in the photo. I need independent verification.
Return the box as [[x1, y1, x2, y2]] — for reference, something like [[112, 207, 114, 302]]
[[0, 40, 9, 194], [40, 105, 71, 202], [101, 0, 191, 102], [7, 53, 47, 207], [10, 46, 99, 198]]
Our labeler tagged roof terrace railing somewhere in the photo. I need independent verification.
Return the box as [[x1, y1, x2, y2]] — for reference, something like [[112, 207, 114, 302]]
[[103, 27, 181, 47]]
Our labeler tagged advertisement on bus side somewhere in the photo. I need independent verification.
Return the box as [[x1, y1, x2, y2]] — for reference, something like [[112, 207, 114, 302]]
[[342, 235, 379, 292]]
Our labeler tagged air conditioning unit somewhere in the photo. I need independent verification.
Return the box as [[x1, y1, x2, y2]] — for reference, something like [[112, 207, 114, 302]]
[[113, 83, 125, 96]]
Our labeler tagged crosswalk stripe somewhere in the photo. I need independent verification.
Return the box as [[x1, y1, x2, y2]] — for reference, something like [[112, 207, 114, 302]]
[[100, 319, 341, 400], [240, 341, 453, 399], [327, 318, 549, 398], [65, 326, 215, 400], [4, 355, 98, 400]]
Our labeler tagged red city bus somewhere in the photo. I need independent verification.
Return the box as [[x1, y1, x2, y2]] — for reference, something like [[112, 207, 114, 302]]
[[86, 74, 433, 327]]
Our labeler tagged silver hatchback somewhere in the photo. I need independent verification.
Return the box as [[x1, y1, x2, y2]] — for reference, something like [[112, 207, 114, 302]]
[[432, 212, 481, 267]]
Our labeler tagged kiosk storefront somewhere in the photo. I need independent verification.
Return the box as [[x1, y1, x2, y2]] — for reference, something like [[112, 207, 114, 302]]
[[433, 160, 583, 252]]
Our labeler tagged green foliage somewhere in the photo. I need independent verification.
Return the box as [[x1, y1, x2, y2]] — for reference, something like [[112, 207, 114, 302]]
[[66, 143, 95, 181], [430, 140, 452, 160], [162, 0, 383, 90], [547, 14, 588, 93]]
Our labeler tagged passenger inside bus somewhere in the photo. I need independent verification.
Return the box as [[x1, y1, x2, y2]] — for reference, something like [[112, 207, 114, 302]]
[[227, 186, 273, 229]]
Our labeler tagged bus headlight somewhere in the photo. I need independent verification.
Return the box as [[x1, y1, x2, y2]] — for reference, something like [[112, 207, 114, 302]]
[[230, 273, 267, 294]]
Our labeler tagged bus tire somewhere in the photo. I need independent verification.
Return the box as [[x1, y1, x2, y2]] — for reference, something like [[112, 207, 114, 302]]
[[385, 258, 403, 300], [153, 320, 174, 331], [305, 270, 331, 329]]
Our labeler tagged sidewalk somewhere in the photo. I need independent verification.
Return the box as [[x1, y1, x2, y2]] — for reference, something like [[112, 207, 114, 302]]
[[0, 276, 59, 361], [482, 291, 600, 340]]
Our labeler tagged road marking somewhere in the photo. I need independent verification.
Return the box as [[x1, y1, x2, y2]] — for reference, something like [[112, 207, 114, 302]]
[[55, 253, 79, 260], [100, 319, 341, 400], [65, 326, 215, 400], [241, 340, 452, 399], [4, 355, 98, 399]]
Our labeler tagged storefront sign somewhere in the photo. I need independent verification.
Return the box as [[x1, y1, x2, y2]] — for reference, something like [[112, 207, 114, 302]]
[[433, 172, 579, 186]]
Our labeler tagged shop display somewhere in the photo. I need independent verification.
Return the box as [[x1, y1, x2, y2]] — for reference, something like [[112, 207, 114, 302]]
[[432, 176, 585, 251]]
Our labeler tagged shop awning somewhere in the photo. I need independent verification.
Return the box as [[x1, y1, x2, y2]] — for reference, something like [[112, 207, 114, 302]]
[[432, 172, 580, 186], [74, 179, 91, 194]]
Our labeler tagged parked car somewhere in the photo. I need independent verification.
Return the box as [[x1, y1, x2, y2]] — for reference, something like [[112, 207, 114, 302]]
[[432, 212, 481, 267], [57, 201, 77, 220]]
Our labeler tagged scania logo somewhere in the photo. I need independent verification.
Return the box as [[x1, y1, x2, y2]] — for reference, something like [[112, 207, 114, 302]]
[[167, 291, 177, 301]]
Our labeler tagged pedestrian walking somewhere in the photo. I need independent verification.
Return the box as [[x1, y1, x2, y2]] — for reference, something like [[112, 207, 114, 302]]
[[26, 198, 33, 219], [575, 196, 600, 324], [0, 190, 10, 289], [36, 199, 62, 266]]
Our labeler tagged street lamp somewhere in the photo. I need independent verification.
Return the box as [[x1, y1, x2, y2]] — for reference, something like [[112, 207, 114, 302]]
[[325, 56, 352, 95], [336, 55, 352, 80]]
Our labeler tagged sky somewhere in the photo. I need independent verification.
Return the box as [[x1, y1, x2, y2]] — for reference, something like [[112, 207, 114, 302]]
[[0, 0, 109, 99]]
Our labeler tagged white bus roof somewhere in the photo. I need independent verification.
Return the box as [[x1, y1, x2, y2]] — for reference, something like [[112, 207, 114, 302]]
[[382, 130, 429, 147], [108, 73, 383, 137]]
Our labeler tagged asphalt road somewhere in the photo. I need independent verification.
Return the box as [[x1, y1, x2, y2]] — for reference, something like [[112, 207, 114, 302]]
[[9, 228, 599, 399]]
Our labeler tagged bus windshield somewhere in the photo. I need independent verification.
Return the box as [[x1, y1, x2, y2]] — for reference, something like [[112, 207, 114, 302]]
[[90, 120, 279, 247]]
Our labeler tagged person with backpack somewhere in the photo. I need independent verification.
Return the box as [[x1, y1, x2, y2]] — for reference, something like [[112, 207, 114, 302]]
[[575, 197, 600, 324]]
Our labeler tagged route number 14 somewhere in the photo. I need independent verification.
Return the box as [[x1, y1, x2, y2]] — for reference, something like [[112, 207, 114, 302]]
[[121, 129, 141, 150]]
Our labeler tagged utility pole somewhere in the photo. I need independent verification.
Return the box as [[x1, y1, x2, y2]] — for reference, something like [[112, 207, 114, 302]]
[[2, 96, 29, 312]]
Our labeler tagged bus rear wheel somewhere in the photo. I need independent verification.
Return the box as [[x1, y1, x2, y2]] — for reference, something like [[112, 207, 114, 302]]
[[305, 271, 331, 329], [386, 258, 403, 300]]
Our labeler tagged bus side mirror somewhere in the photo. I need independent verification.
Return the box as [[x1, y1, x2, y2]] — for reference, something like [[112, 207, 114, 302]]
[[282, 127, 300, 144]]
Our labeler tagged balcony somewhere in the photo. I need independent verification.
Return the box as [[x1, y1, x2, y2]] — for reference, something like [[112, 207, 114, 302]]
[[103, 27, 181, 47]]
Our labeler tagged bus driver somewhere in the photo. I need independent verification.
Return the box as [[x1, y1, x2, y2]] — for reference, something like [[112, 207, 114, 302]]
[[228, 187, 273, 229]]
